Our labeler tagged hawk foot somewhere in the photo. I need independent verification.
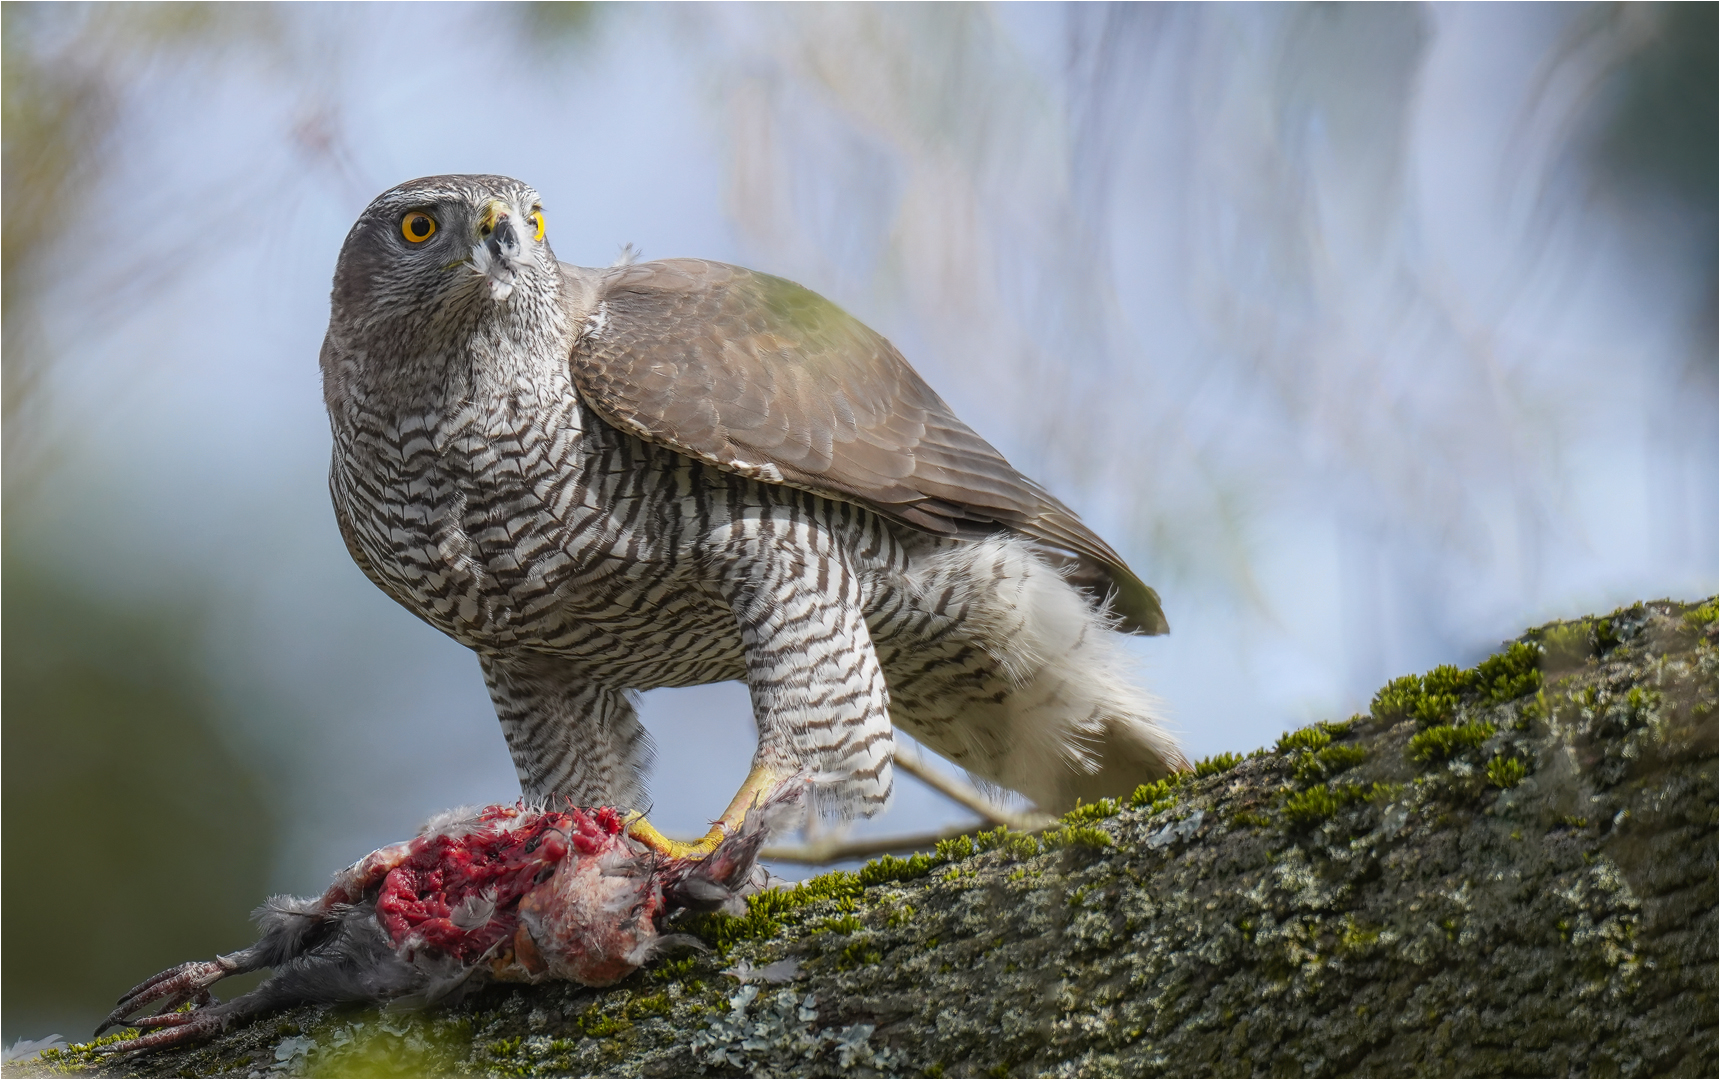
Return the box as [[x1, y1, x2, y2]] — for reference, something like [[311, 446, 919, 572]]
[[625, 763, 791, 860], [625, 815, 727, 859]]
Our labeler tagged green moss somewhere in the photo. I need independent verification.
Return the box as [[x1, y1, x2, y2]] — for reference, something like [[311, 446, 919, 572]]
[[1595, 617, 1622, 651], [578, 1006, 627, 1038], [1283, 783, 1366, 827], [1276, 723, 1333, 755], [1520, 689, 1553, 725], [1338, 920, 1382, 952], [1231, 810, 1273, 828], [835, 937, 883, 970], [1408, 721, 1497, 764], [1542, 617, 1623, 665], [816, 914, 863, 935], [1063, 796, 1124, 826], [935, 833, 979, 862], [652, 953, 698, 981], [858, 851, 940, 887], [981, 827, 1043, 860], [38, 1030, 143, 1071], [1625, 686, 1661, 717], [1543, 621, 1594, 662], [929, 825, 1044, 868], [1371, 673, 1426, 723], [1410, 664, 1469, 726], [1684, 599, 1717, 629], [1371, 641, 1544, 734], [1194, 751, 1245, 778], [1042, 824, 1113, 850], [1473, 641, 1543, 704], [1486, 756, 1528, 789], [629, 993, 671, 1019], [1292, 743, 1369, 784], [1130, 773, 1186, 808], [681, 861, 901, 952]]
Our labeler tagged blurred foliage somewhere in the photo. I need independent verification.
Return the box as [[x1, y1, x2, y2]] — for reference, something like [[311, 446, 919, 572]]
[[1592, 2, 1718, 207], [3, 3, 285, 1044], [1581, 2, 1718, 373], [2, 560, 278, 1042], [523, 2, 599, 38], [519, 1, 605, 55], [1, 4, 115, 488], [2, 2, 281, 493]]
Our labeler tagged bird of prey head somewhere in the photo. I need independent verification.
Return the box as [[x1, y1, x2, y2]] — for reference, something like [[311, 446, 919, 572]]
[[323, 175, 568, 405], [330, 174, 555, 319]]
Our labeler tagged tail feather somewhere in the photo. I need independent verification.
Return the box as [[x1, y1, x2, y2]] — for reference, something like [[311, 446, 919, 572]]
[[898, 536, 1184, 813]]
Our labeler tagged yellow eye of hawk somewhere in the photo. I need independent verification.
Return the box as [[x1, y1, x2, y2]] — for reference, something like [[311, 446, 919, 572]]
[[531, 211, 545, 242], [401, 212, 436, 243]]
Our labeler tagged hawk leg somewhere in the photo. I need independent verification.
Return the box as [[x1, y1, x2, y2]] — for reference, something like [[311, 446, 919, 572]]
[[481, 660, 651, 809], [481, 654, 755, 857], [717, 505, 895, 823]]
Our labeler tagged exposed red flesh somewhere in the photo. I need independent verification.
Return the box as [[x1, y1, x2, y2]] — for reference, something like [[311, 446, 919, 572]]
[[96, 795, 787, 1058]]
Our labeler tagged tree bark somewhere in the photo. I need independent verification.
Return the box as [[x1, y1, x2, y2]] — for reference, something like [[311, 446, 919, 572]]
[[31, 599, 1718, 1078]]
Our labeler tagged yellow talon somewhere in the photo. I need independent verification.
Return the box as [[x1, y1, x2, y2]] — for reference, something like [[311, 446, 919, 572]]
[[624, 762, 785, 859]]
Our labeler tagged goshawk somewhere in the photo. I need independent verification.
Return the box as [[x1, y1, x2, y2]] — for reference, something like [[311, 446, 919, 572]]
[[321, 174, 1184, 854]]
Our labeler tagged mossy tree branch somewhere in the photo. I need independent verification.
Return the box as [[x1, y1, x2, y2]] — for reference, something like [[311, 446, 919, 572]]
[[32, 598, 1718, 1078]]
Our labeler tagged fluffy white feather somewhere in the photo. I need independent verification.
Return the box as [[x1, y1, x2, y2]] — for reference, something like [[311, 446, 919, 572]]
[[898, 535, 1183, 811]]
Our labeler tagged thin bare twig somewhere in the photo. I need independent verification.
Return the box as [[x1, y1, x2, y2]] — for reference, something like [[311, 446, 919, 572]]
[[760, 744, 1056, 865], [891, 742, 1054, 833], [760, 822, 977, 865]]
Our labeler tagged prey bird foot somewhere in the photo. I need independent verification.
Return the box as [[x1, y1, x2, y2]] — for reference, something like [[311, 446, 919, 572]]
[[99, 1008, 227, 1056], [96, 957, 240, 1036]]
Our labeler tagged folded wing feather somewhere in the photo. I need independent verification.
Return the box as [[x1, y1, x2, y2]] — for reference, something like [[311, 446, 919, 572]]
[[563, 258, 1168, 635]]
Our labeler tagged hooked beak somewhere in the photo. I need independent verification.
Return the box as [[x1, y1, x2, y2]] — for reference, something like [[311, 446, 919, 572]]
[[474, 200, 523, 301]]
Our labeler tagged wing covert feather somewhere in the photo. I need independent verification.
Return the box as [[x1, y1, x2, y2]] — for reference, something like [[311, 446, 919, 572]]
[[564, 259, 1167, 635]]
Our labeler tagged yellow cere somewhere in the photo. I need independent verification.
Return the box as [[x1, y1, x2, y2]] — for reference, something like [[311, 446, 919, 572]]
[[401, 212, 436, 243]]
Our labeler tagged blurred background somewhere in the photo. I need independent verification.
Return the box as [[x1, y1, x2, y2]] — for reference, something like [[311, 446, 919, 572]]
[[4, 1, 1714, 1045]]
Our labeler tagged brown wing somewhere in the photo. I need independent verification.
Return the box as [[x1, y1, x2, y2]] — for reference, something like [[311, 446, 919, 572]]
[[563, 258, 1167, 635]]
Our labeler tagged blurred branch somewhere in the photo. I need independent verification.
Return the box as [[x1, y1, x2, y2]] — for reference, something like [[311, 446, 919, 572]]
[[760, 822, 977, 866], [892, 742, 1052, 833], [761, 743, 1053, 865]]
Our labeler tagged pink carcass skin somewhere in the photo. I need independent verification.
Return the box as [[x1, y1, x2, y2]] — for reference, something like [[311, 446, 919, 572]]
[[96, 794, 790, 1055]]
